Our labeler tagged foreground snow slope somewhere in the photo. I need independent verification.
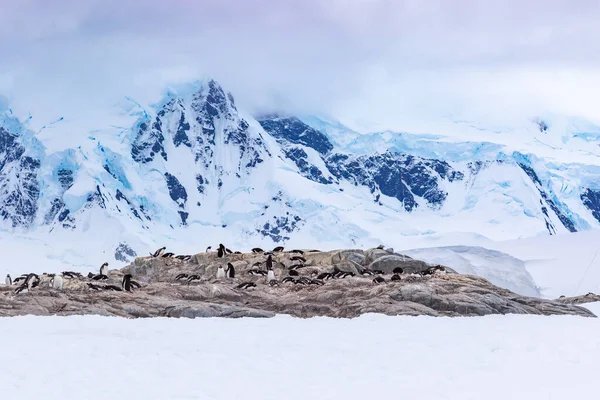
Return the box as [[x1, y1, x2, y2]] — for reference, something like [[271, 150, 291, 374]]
[[1, 314, 599, 400]]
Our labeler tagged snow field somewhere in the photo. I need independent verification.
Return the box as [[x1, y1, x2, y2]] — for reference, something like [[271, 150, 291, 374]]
[[1, 313, 599, 400]]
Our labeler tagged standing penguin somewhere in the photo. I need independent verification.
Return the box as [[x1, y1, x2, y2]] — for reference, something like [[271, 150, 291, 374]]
[[122, 274, 133, 292], [225, 263, 235, 278], [51, 274, 63, 290], [216, 265, 226, 279], [266, 255, 275, 281], [100, 262, 108, 276], [5, 274, 11, 285]]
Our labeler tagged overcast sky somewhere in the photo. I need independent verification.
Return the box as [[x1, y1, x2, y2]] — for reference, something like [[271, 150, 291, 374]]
[[1, 0, 599, 132]]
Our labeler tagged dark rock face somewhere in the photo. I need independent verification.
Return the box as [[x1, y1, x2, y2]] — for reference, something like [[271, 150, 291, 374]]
[[517, 162, 577, 233], [164, 173, 187, 208], [115, 242, 137, 262], [258, 115, 463, 211], [258, 115, 334, 155], [581, 188, 600, 223], [283, 147, 332, 185], [0, 127, 41, 227], [131, 118, 167, 164]]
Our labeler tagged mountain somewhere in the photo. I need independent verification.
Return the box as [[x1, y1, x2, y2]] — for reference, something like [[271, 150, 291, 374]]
[[0, 79, 599, 269]]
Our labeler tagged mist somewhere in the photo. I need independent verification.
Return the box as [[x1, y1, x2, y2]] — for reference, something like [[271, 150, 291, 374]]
[[1, 0, 599, 132]]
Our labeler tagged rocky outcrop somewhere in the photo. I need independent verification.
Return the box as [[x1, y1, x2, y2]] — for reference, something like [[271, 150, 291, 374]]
[[555, 293, 600, 305], [0, 247, 595, 319]]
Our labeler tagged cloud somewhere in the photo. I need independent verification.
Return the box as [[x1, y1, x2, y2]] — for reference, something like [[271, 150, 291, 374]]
[[0, 0, 599, 132]]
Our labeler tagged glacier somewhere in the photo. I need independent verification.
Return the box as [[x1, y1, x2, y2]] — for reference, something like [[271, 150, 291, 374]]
[[0, 78, 599, 285]]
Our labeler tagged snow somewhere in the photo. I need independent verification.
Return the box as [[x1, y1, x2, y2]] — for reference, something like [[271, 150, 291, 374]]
[[1, 313, 599, 399]]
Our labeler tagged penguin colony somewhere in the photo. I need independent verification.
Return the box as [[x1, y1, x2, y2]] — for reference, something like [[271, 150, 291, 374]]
[[2, 243, 447, 296]]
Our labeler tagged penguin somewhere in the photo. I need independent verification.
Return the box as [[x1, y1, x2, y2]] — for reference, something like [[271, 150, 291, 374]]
[[252, 247, 264, 254], [50, 274, 63, 290], [15, 284, 28, 294], [162, 252, 175, 258], [372, 276, 386, 284], [296, 277, 311, 285], [151, 247, 166, 257], [391, 274, 401, 282], [226, 263, 235, 278], [206, 246, 212, 253], [87, 282, 102, 291], [289, 249, 305, 254], [392, 267, 404, 274], [290, 256, 306, 262], [236, 282, 256, 289], [266, 255, 273, 271], [100, 262, 108, 276], [376, 245, 385, 250], [288, 269, 299, 277], [281, 277, 296, 284], [186, 274, 201, 283], [307, 249, 321, 253], [87, 272, 95, 279], [272, 246, 284, 253], [218, 244, 226, 258], [373, 270, 384, 275], [310, 279, 325, 286], [92, 274, 109, 281], [360, 269, 375, 276], [175, 273, 189, 281], [216, 265, 226, 279], [248, 269, 267, 276], [225, 248, 233, 254], [320, 272, 334, 280], [234, 251, 242, 254], [267, 269, 275, 282], [13, 276, 26, 284], [288, 264, 305, 271], [175, 255, 192, 261], [26, 273, 40, 289], [5, 274, 12, 285], [122, 274, 134, 292], [269, 279, 280, 287], [217, 247, 224, 258]]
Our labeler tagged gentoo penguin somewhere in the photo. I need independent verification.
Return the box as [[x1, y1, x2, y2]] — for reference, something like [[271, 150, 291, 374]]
[[175, 273, 189, 281], [376, 244, 385, 250], [216, 265, 226, 279], [26, 273, 40, 289], [372, 276, 386, 284], [205, 246, 212, 253], [5, 274, 11, 285], [290, 256, 306, 262], [317, 272, 333, 280], [392, 267, 404, 274], [50, 274, 63, 290], [236, 282, 256, 289], [151, 247, 166, 257], [225, 247, 233, 254], [248, 269, 267, 276], [310, 279, 325, 286], [226, 263, 235, 278], [289, 249, 304, 254], [15, 284, 28, 294], [288, 269, 299, 277], [251, 247, 264, 254], [272, 246, 284, 253], [100, 262, 108, 276], [267, 269, 275, 282], [217, 244, 226, 258], [281, 277, 296, 284], [175, 255, 192, 261], [162, 252, 175, 258], [122, 274, 140, 292], [269, 279, 280, 287], [391, 274, 401, 282], [288, 263, 305, 270], [266, 255, 273, 271]]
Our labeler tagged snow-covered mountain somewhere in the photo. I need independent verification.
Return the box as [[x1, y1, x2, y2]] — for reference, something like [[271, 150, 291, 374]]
[[1, 79, 600, 267]]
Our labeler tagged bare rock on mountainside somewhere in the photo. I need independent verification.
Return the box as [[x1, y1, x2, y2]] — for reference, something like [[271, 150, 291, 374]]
[[0, 247, 595, 319], [555, 293, 600, 305]]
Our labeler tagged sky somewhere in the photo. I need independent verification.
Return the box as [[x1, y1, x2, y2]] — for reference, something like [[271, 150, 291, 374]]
[[0, 0, 599, 133]]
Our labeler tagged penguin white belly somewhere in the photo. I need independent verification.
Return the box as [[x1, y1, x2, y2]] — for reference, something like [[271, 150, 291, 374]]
[[52, 275, 64, 290], [216, 268, 225, 279], [267, 270, 275, 281], [5, 276, 10, 285]]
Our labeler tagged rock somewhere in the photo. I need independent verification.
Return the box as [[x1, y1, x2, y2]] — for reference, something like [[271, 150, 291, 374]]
[[166, 304, 275, 319], [331, 250, 365, 266], [368, 255, 429, 274], [0, 248, 594, 319], [555, 293, 600, 304], [364, 248, 391, 264]]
